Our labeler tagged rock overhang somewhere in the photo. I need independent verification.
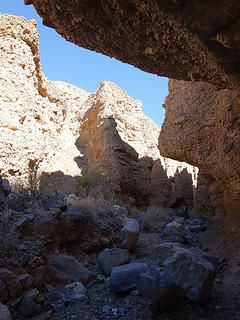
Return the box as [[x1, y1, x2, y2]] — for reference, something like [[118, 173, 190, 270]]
[[28, 0, 240, 90]]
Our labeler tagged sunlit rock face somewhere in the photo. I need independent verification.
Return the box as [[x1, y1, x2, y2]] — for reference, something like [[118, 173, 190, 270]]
[[77, 81, 198, 206], [30, 0, 240, 90], [0, 14, 198, 206], [0, 14, 90, 191], [159, 80, 240, 215]]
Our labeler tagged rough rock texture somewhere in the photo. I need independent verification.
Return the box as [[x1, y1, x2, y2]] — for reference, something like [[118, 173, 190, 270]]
[[30, 0, 240, 90], [78, 81, 198, 206], [155, 243, 217, 303], [118, 217, 140, 250], [0, 303, 11, 320], [193, 170, 226, 217], [0, 14, 198, 207], [0, 177, 11, 206], [159, 80, 240, 215], [109, 262, 148, 294], [137, 271, 185, 308], [0, 14, 90, 191], [47, 254, 92, 284], [0, 269, 22, 299], [97, 248, 131, 275]]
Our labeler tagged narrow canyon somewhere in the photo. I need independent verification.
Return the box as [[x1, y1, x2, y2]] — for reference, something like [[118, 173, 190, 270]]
[[0, 1, 239, 319]]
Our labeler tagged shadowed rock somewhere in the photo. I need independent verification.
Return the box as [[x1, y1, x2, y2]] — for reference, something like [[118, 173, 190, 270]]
[[30, 0, 240, 90]]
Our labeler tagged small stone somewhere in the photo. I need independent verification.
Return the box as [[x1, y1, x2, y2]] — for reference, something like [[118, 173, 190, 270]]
[[100, 237, 110, 246], [0, 302, 11, 320], [118, 307, 127, 314], [18, 297, 40, 318], [17, 273, 33, 289], [0, 280, 8, 304], [66, 293, 88, 304], [23, 288, 39, 300], [119, 217, 140, 250], [65, 282, 87, 295], [97, 274, 105, 283], [112, 308, 118, 317], [0, 269, 22, 298], [189, 225, 206, 232], [28, 256, 44, 268], [164, 221, 185, 234], [102, 305, 110, 313]]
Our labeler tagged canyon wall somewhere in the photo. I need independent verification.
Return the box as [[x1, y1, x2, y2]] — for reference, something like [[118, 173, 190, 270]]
[[27, 0, 240, 216], [0, 14, 198, 207], [0, 14, 91, 191], [78, 81, 197, 206], [159, 80, 240, 215]]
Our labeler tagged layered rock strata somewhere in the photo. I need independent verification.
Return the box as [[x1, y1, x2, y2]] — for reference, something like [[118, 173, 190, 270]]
[[0, 14, 197, 207], [29, 0, 240, 90], [159, 80, 240, 215]]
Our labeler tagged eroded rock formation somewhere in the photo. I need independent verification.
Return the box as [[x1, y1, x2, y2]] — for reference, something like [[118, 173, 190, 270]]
[[0, 14, 90, 191], [77, 81, 197, 206], [29, 0, 240, 90], [159, 80, 240, 215], [0, 14, 197, 207]]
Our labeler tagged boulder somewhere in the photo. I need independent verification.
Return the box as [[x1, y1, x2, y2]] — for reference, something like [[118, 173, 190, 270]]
[[97, 248, 131, 275], [155, 242, 217, 302], [65, 207, 90, 223], [18, 297, 41, 318], [0, 269, 22, 299], [109, 262, 148, 294], [47, 254, 92, 284], [119, 218, 140, 250], [33, 266, 47, 289], [137, 271, 185, 308], [0, 280, 8, 304], [0, 303, 11, 320]]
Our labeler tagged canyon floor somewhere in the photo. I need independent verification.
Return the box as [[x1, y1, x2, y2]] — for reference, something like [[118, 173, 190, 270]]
[[1, 184, 240, 320]]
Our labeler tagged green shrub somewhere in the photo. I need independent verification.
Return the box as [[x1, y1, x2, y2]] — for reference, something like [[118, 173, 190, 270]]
[[74, 169, 105, 196]]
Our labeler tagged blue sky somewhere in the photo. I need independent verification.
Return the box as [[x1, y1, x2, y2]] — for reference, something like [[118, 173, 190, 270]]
[[1, 1, 168, 126]]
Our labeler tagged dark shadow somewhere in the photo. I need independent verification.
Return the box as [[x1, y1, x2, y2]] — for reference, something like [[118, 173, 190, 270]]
[[39, 171, 76, 195], [193, 169, 225, 217], [172, 168, 195, 208], [73, 115, 196, 208]]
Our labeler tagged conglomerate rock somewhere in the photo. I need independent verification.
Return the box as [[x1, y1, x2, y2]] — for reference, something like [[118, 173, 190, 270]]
[[159, 80, 240, 215], [28, 0, 240, 91], [0, 14, 197, 207]]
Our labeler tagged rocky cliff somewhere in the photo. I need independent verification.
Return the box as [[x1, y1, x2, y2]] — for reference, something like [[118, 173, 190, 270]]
[[0, 14, 91, 191], [0, 14, 197, 207], [28, 0, 240, 90], [78, 81, 197, 206], [159, 80, 240, 215]]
